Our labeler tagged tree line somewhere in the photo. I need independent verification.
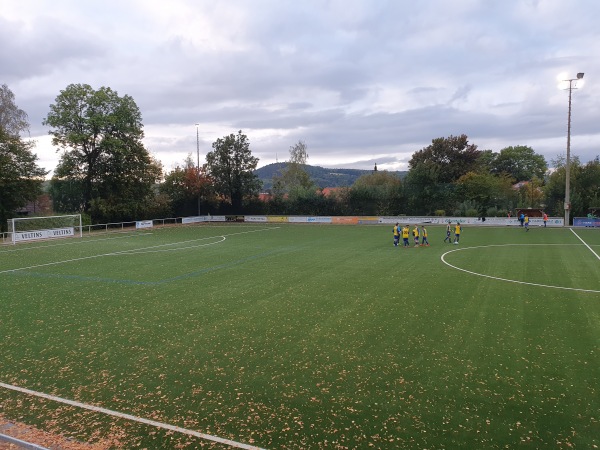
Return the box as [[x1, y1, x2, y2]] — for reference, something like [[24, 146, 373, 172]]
[[1, 83, 599, 232]]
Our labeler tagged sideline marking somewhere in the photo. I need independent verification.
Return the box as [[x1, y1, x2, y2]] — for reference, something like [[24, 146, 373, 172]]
[[0, 237, 223, 275], [0, 232, 153, 254], [0, 383, 264, 450], [570, 228, 600, 261], [0, 227, 278, 275], [0, 432, 49, 450], [441, 244, 600, 294]]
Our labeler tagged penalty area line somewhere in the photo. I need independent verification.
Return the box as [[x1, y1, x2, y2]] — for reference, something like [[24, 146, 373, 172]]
[[0, 382, 265, 450], [440, 244, 600, 294], [570, 228, 600, 261]]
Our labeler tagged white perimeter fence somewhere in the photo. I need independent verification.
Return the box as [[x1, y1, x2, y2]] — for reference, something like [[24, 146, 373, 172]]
[[0, 213, 584, 245]]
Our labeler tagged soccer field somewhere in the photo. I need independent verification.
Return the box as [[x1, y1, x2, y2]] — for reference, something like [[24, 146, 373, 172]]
[[1, 224, 599, 449]]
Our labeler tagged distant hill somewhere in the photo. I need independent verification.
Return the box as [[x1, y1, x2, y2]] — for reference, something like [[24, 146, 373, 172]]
[[254, 163, 406, 190]]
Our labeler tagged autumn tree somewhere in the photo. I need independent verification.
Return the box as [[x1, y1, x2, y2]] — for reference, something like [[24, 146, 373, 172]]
[[161, 154, 213, 216], [205, 131, 261, 212], [0, 85, 47, 231]]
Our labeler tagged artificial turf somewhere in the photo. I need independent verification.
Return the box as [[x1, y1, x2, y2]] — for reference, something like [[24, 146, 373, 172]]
[[1, 223, 598, 448]]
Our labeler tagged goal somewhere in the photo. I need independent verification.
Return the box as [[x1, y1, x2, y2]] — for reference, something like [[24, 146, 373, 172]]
[[8, 214, 82, 244]]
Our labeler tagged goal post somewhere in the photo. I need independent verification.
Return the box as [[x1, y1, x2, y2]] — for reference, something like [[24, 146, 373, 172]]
[[8, 214, 83, 244]]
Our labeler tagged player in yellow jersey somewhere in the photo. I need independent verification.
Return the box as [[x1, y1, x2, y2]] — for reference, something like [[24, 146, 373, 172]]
[[421, 225, 429, 246], [402, 225, 410, 247], [453, 222, 461, 244], [412, 225, 420, 247], [393, 223, 400, 246]]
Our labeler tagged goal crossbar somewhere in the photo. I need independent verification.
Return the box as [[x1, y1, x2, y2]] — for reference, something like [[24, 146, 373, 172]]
[[8, 214, 83, 244]]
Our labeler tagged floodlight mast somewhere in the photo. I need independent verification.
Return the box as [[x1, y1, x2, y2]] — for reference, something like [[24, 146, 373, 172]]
[[563, 72, 584, 227], [195, 123, 201, 216]]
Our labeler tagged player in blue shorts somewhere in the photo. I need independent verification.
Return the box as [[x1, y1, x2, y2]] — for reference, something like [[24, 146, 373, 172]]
[[402, 225, 410, 247], [412, 225, 420, 247], [453, 222, 461, 244], [443, 221, 452, 243], [421, 225, 429, 246]]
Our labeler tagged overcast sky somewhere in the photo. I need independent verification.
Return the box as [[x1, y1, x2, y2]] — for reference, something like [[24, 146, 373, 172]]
[[2, 0, 599, 177]]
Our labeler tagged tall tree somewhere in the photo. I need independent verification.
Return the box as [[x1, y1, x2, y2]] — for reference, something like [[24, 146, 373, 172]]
[[0, 85, 47, 232], [408, 134, 481, 184], [544, 155, 572, 217], [544, 155, 600, 218], [577, 157, 600, 215], [272, 140, 314, 197], [456, 171, 515, 214], [491, 145, 547, 182], [43, 84, 162, 221], [205, 131, 261, 211], [350, 171, 404, 215], [404, 134, 480, 214], [0, 84, 30, 135]]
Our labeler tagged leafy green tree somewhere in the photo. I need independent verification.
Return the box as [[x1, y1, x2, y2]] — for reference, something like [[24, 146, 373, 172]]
[[0, 85, 47, 232], [350, 171, 404, 215], [475, 149, 497, 173], [456, 171, 515, 214], [516, 177, 544, 209], [272, 140, 314, 197], [205, 130, 261, 212], [409, 134, 481, 184], [546, 156, 600, 219], [577, 157, 600, 215], [43, 84, 162, 221], [491, 145, 547, 182], [544, 155, 571, 217], [404, 135, 480, 214]]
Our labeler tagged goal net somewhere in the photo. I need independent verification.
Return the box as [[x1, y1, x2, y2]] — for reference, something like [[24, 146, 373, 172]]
[[8, 214, 83, 244]]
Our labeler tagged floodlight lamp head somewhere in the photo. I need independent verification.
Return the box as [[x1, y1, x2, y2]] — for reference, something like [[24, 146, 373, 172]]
[[577, 73, 584, 79]]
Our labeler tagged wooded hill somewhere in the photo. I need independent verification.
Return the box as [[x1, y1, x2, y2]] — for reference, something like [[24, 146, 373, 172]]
[[254, 163, 406, 190]]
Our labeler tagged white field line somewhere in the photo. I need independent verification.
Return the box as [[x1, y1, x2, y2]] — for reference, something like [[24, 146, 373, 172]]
[[440, 244, 600, 294], [0, 432, 50, 450], [570, 228, 600, 261], [0, 382, 264, 450], [0, 237, 224, 275], [0, 232, 154, 254], [0, 227, 279, 275]]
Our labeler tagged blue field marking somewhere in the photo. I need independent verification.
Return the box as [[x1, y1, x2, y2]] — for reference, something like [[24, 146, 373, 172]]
[[5, 247, 295, 286], [0, 227, 280, 276]]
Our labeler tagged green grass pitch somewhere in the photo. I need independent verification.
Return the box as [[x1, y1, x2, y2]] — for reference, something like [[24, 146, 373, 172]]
[[1, 224, 599, 449]]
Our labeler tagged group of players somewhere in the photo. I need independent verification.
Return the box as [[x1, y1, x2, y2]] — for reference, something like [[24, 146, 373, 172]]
[[392, 221, 462, 247]]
